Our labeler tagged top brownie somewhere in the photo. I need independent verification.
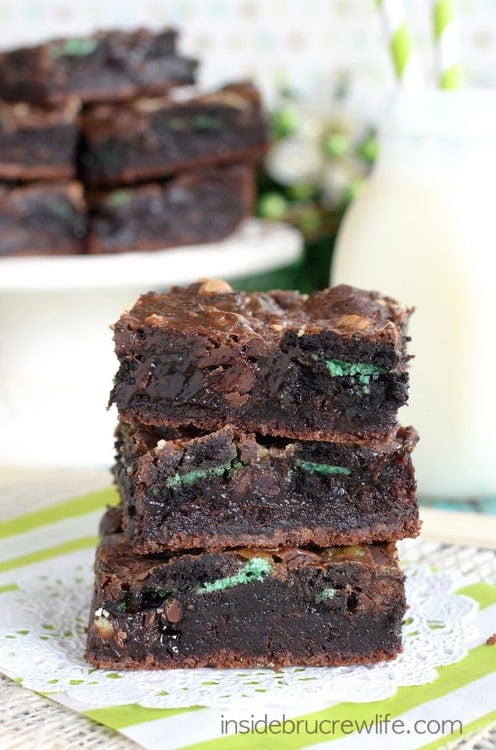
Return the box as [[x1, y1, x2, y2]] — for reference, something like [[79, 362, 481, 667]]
[[111, 280, 412, 442], [0, 28, 197, 106]]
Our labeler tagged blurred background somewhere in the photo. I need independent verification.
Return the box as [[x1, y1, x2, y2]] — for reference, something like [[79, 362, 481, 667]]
[[2, 0, 496, 288], [1, 0, 496, 505], [3, 0, 496, 92]]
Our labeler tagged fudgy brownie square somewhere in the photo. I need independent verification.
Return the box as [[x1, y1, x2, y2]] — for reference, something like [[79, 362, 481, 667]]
[[110, 281, 412, 442], [0, 99, 79, 181], [80, 83, 268, 188], [114, 423, 419, 552], [86, 165, 255, 254], [85, 532, 406, 669], [0, 28, 197, 107], [0, 181, 86, 256]]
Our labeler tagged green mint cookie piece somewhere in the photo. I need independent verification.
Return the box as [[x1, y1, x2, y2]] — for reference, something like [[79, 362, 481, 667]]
[[325, 359, 386, 385], [197, 557, 272, 595], [295, 459, 350, 477], [193, 114, 223, 131], [107, 190, 131, 208], [165, 458, 243, 489], [52, 38, 98, 57], [316, 587, 337, 602]]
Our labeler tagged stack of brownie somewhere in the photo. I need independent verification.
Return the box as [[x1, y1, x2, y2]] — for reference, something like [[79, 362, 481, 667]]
[[0, 29, 268, 257], [85, 279, 420, 670], [0, 97, 86, 256]]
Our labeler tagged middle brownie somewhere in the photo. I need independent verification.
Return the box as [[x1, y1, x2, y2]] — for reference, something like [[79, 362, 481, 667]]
[[114, 423, 419, 553], [80, 82, 268, 188]]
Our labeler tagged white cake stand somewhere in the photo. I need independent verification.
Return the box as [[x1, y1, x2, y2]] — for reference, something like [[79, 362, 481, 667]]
[[0, 219, 302, 468]]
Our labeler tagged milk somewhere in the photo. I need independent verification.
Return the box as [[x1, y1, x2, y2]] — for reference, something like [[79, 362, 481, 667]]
[[331, 91, 496, 498]]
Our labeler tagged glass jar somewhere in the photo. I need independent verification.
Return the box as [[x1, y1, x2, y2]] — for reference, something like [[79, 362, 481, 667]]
[[331, 91, 496, 498]]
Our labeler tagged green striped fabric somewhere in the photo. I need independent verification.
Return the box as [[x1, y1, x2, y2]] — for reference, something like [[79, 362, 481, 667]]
[[82, 636, 496, 750], [0, 487, 118, 539], [0, 487, 495, 750]]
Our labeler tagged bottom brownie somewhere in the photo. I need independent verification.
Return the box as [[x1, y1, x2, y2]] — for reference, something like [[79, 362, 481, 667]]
[[86, 164, 254, 254], [0, 181, 86, 256], [85, 533, 405, 669]]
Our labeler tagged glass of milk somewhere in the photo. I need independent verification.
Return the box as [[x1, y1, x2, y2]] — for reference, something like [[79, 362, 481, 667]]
[[331, 90, 496, 499]]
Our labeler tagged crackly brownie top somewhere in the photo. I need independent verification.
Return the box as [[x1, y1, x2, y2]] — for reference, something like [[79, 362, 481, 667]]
[[0, 99, 79, 131], [97, 532, 399, 582], [118, 422, 419, 457], [0, 27, 179, 57], [81, 82, 262, 140], [0, 180, 85, 208], [116, 279, 412, 355]]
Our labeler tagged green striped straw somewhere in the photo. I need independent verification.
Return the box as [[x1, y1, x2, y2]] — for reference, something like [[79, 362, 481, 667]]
[[432, 0, 461, 89], [375, 0, 423, 91]]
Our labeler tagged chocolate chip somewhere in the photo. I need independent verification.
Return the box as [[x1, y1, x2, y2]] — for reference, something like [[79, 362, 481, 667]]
[[165, 598, 183, 623], [143, 611, 156, 628]]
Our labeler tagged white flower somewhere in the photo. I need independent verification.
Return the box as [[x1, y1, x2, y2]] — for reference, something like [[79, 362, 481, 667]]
[[265, 136, 325, 185], [321, 157, 366, 207]]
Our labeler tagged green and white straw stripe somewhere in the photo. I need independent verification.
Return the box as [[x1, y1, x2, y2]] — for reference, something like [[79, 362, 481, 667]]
[[375, 0, 423, 91], [432, 0, 461, 89]]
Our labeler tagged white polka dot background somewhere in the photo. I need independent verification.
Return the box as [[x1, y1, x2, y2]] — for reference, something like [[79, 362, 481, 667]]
[[0, 0, 495, 104]]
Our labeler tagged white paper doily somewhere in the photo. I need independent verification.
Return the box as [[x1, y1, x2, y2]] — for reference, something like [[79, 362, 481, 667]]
[[0, 551, 479, 710]]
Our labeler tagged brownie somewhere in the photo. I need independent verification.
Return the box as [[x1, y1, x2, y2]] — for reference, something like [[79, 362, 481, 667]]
[[86, 165, 255, 254], [99, 504, 124, 538], [0, 100, 79, 181], [85, 533, 406, 669], [80, 83, 268, 188], [0, 28, 197, 107], [114, 423, 419, 552], [0, 181, 86, 256], [110, 281, 412, 442]]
